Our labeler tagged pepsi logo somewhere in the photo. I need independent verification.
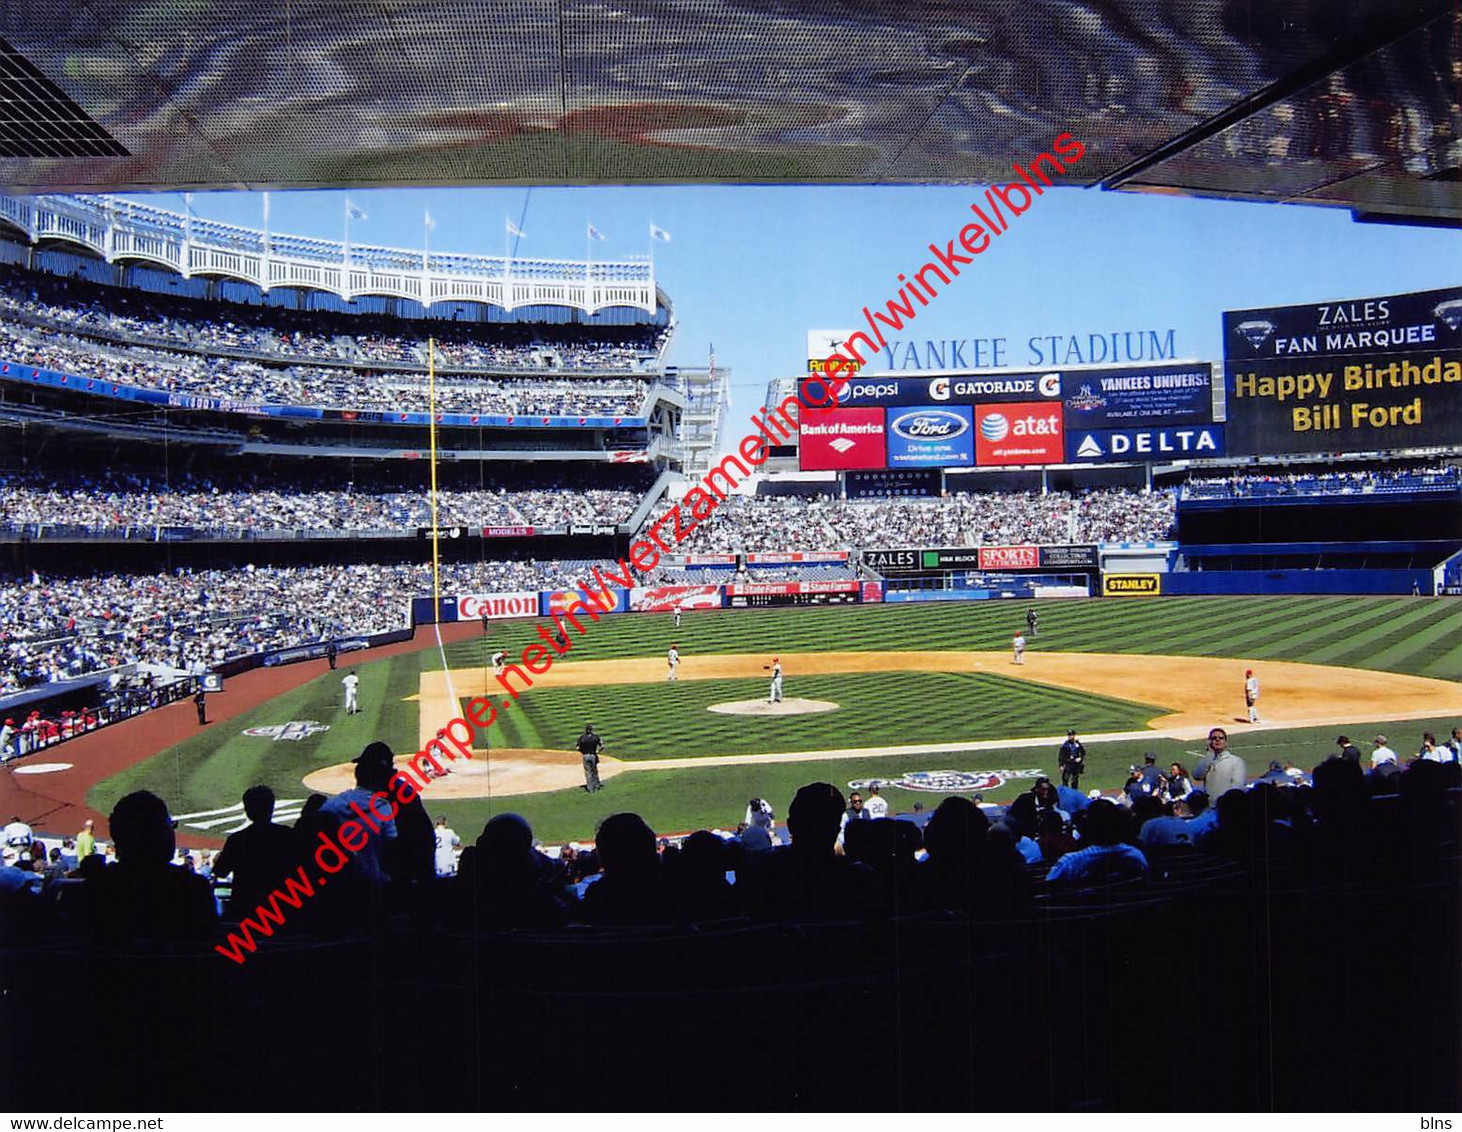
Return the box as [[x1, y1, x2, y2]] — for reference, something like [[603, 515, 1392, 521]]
[[980, 412, 1010, 441], [891, 409, 968, 441]]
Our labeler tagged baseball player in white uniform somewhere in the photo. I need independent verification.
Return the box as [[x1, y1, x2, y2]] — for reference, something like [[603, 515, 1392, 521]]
[[666, 644, 680, 682], [673, 607, 682, 630], [491, 650, 507, 679], [342, 670, 360, 714], [1012, 632, 1026, 665], [1244, 669, 1260, 723], [765, 657, 783, 703]]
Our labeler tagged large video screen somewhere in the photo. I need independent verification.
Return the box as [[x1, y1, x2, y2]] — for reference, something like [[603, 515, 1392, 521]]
[[1223, 285, 1462, 456], [799, 362, 1216, 470]]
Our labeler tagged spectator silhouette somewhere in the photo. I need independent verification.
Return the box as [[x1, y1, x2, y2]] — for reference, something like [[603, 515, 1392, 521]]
[[84, 790, 217, 940], [213, 785, 297, 916], [666, 830, 739, 923], [1046, 799, 1150, 886], [455, 813, 569, 932], [749, 783, 874, 920], [915, 796, 1027, 915], [580, 812, 665, 925]]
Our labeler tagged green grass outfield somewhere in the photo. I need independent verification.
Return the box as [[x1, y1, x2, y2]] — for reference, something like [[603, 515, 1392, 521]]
[[91, 596, 1462, 843]]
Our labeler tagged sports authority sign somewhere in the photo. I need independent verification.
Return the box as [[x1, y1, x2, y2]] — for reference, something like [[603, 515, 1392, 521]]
[[978, 545, 1039, 570], [458, 591, 538, 620]]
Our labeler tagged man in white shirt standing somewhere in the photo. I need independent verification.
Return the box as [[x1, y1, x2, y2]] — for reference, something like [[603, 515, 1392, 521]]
[[666, 644, 680, 682], [765, 657, 783, 703], [864, 785, 888, 820], [1012, 631, 1026, 665], [342, 670, 360, 715], [1370, 734, 1398, 768], [1244, 669, 1260, 724]]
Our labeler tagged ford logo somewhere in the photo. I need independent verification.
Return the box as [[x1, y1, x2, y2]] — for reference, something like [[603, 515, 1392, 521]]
[[891, 410, 968, 441]]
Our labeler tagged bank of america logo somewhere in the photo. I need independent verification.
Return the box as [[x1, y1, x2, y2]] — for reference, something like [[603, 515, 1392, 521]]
[[829, 438, 855, 453], [1075, 435, 1103, 458]]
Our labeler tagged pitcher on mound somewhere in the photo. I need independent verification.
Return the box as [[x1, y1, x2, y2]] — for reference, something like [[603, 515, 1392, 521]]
[[763, 657, 783, 703]]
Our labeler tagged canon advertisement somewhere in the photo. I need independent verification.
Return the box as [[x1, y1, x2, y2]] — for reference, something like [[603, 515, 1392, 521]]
[[457, 591, 538, 621]]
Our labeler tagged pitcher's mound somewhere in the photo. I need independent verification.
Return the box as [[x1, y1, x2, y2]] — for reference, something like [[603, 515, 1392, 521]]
[[708, 697, 840, 717]]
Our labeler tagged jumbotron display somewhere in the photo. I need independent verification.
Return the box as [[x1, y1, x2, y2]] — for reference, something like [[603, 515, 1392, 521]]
[[1224, 284, 1462, 456]]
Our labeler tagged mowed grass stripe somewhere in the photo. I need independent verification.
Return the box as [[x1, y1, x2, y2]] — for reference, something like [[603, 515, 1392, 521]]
[[1259, 598, 1419, 658], [1193, 597, 1382, 658], [461, 670, 1161, 759], [1301, 601, 1456, 667], [1325, 604, 1462, 674]]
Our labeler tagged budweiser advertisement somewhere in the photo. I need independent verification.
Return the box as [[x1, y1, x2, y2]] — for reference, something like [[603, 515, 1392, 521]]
[[978, 546, 1040, 570], [457, 591, 538, 621], [974, 402, 1064, 466], [629, 584, 723, 612], [798, 407, 887, 471]]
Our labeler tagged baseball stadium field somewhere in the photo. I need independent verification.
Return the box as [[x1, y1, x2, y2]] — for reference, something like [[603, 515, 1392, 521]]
[[88, 595, 1462, 844]]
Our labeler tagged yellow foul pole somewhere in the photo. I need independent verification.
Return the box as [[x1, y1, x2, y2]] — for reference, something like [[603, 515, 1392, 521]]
[[428, 337, 441, 612]]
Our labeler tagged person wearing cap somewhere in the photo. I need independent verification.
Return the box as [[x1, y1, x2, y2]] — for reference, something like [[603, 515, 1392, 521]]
[[1244, 668, 1260, 724], [1335, 735, 1362, 764], [764, 657, 783, 703], [320, 742, 399, 886], [1058, 729, 1086, 790], [341, 669, 360, 715], [1369, 734, 1398, 769], [0, 718, 14, 764], [666, 643, 680, 682], [1256, 759, 1290, 786]]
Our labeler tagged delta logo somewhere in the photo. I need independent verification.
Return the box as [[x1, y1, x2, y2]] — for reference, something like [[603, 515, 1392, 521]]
[[974, 402, 1063, 466]]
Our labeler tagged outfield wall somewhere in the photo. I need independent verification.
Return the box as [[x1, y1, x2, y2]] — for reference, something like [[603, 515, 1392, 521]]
[[1159, 569, 1434, 596]]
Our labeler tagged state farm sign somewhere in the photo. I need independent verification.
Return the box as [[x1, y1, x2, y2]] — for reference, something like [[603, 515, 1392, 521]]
[[458, 592, 538, 620], [978, 546, 1040, 570]]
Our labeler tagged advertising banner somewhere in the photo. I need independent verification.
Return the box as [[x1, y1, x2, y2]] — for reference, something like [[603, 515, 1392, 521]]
[[457, 592, 539, 621], [1223, 285, 1462, 455], [568, 523, 618, 536], [541, 587, 628, 617], [861, 581, 885, 603], [682, 554, 738, 566], [885, 405, 975, 467], [629, 585, 722, 612], [978, 545, 1040, 570], [1103, 573, 1163, 596], [974, 402, 1064, 466], [745, 552, 851, 564], [863, 548, 921, 574], [807, 329, 864, 374], [798, 407, 887, 471], [483, 525, 535, 538], [1039, 544, 1100, 569], [1059, 364, 1213, 428], [834, 372, 1064, 406], [1064, 424, 1225, 463]]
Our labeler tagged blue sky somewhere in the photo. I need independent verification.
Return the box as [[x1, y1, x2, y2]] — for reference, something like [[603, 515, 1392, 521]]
[[138, 185, 1462, 412]]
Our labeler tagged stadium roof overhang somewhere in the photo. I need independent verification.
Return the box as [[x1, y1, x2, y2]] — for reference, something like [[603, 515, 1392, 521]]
[[0, 1, 1459, 224]]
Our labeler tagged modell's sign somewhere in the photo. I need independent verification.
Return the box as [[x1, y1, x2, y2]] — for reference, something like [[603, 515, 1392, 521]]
[[483, 526, 535, 538], [458, 592, 538, 620], [978, 545, 1039, 570]]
